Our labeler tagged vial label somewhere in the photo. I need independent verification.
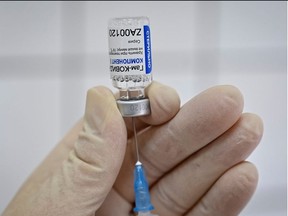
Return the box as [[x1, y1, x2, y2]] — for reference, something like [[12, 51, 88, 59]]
[[109, 24, 152, 77]]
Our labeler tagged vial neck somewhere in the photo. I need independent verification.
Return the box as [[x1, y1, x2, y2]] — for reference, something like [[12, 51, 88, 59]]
[[119, 89, 145, 100]]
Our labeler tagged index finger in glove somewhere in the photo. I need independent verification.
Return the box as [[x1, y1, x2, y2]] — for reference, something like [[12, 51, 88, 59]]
[[124, 81, 181, 136]]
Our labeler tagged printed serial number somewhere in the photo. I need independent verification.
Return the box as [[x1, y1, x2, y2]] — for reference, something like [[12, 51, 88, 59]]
[[129, 103, 149, 112], [109, 28, 142, 37]]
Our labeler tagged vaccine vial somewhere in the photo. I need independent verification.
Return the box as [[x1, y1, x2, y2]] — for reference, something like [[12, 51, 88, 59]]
[[108, 16, 152, 100], [108, 16, 152, 117]]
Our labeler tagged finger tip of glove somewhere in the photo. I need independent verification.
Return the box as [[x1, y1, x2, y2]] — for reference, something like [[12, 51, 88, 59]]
[[140, 81, 181, 125], [84, 86, 124, 132], [207, 85, 244, 110], [226, 161, 259, 202], [87, 86, 114, 101]]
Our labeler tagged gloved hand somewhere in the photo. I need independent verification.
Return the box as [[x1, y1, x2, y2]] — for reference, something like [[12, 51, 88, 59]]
[[2, 81, 263, 216]]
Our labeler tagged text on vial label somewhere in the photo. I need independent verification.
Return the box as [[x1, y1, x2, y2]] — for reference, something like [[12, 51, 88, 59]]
[[109, 28, 142, 37], [109, 25, 152, 76]]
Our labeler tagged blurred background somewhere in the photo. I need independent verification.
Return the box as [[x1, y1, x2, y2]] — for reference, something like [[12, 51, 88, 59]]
[[0, 2, 286, 215]]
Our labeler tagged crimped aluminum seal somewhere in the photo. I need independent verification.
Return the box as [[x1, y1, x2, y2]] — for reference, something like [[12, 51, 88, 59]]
[[117, 98, 150, 117]]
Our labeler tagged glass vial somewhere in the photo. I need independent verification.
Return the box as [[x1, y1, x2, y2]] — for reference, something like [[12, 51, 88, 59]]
[[108, 16, 152, 100]]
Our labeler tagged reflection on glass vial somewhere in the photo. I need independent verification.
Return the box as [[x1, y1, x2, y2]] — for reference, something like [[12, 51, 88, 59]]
[[108, 16, 152, 100]]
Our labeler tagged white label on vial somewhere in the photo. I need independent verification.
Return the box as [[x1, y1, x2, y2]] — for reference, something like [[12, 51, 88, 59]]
[[109, 25, 152, 76]]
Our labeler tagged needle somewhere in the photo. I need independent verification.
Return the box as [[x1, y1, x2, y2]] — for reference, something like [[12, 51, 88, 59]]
[[132, 117, 156, 215], [132, 117, 140, 162]]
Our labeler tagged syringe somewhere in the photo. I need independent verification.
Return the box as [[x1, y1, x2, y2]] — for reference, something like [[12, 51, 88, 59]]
[[107, 16, 157, 215], [132, 118, 157, 216]]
